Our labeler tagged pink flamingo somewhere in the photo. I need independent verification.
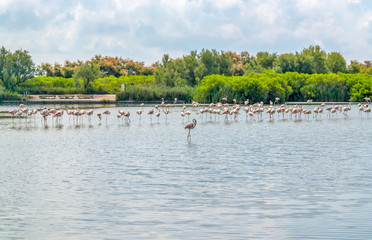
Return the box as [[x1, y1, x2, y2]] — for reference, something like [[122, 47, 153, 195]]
[[53, 110, 63, 123], [274, 97, 280, 105], [185, 119, 197, 143], [163, 108, 169, 121], [87, 110, 93, 122], [155, 111, 160, 121], [116, 112, 122, 123], [180, 109, 186, 122], [124, 111, 131, 123], [8, 108, 18, 121], [185, 110, 191, 120], [342, 103, 351, 117], [148, 108, 154, 123], [102, 110, 110, 123], [364, 107, 371, 117], [136, 109, 143, 120]]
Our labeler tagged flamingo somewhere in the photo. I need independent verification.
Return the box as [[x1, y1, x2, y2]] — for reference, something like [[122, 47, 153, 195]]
[[185, 110, 191, 120], [199, 108, 205, 120], [102, 110, 110, 123], [358, 106, 364, 116], [274, 97, 280, 105], [116, 112, 122, 123], [244, 107, 249, 120], [148, 108, 154, 122], [180, 109, 186, 122], [136, 109, 143, 120], [86, 110, 93, 122], [364, 107, 371, 117], [53, 110, 63, 121], [342, 103, 351, 117], [26, 109, 33, 123], [303, 109, 311, 120], [185, 119, 197, 143], [163, 108, 169, 121], [124, 111, 131, 123], [222, 108, 230, 122], [8, 108, 18, 121], [40, 109, 49, 124], [155, 111, 160, 121], [66, 109, 73, 123]]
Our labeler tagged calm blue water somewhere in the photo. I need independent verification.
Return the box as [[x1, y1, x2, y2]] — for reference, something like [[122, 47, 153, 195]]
[[0, 104, 371, 239]]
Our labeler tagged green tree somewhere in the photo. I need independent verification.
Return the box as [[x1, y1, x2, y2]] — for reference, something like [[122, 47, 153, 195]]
[[217, 51, 233, 76], [276, 53, 297, 73], [0, 46, 11, 88], [53, 63, 64, 77], [295, 54, 314, 74], [154, 55, 183, 87], [183, 51, 198, 86], [73, 61, 102, 92], [326, 52, 346, 73], [2, 49, 35, 90], [196, 49, 219, 77], [38, 62, 54, 76], [255, 51, 277, 70], [300, 45, 328, 74], [348, 60, 361, 73]]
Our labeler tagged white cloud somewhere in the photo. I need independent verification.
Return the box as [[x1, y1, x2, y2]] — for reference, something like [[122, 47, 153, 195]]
[[347, 0, 360, 3], [0, 0, 371, 65], [219, 24, 243, 39]]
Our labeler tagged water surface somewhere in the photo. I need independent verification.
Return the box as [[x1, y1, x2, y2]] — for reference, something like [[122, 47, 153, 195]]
[[0, 104, 371, 239]]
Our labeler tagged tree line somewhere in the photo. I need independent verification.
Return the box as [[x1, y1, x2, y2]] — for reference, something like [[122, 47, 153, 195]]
[[194, 72, 371, 103], [0, 45, 371, 102]]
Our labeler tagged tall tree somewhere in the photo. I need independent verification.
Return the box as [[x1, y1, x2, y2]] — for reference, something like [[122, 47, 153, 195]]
[[348, 60, 361, 73], [217, 51, 233, 76], [276, 53, 297, 73], [3, 49, 35, 89], [73, 61, 102, 92], [183, 51, 198, 86], [326, 52, 347, 73], [301, 45, 328, 74], [0, 46, 10, 87], [296, 53, 314, 74], [255, 51, 277, 70]]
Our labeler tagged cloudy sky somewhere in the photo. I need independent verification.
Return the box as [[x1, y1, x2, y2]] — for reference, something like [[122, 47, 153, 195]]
[[1, 0, 371, 66]]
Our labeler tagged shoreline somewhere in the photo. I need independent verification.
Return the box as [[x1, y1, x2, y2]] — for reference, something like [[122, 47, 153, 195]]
[[0, 94, 364, 106]]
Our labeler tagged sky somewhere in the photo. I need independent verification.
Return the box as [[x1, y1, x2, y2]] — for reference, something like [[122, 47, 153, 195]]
[[1, 0, 371, 66]]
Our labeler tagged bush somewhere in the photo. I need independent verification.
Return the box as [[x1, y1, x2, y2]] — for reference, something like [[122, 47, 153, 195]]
[[194, 72, 372, 103], [116, 85, 195, 102], [94, 75, 155, 93], [0, 86, 25, 101]]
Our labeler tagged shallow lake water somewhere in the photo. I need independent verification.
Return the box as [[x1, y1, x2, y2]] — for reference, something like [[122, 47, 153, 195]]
[[0, 103, 371, 239]]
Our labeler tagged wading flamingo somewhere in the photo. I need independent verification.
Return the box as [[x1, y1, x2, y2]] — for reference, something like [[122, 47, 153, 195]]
[[155, 111, 160, 121], [274, 97, 280, 104], [185, 119, 197, 143], [102, 110, 110, 123], [148, 108, 154, 123]]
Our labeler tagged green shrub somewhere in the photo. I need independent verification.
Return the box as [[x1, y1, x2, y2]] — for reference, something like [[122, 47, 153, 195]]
[[0, 86, 24, 101], [116, 85, 195, 102]]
